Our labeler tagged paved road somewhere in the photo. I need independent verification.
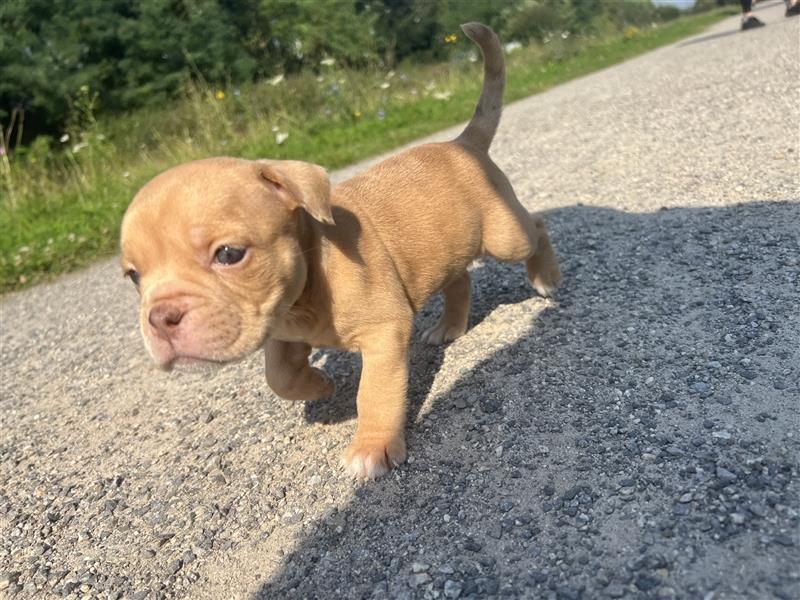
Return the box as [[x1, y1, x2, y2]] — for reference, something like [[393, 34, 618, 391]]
[[2, 4, 799, 599]]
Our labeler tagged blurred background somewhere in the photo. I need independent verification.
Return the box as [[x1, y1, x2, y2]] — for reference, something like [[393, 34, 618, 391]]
[[0, 0, 733, 145]]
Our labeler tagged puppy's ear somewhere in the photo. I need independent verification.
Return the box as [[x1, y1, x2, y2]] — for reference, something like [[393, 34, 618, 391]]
[[258, 160, 335, 225]]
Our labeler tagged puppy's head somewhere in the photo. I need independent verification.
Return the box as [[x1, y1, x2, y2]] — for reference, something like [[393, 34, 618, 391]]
[[120, 157, 333, 368]]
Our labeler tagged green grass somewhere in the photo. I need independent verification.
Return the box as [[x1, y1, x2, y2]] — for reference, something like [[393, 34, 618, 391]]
[[0, 8, 734, 293]]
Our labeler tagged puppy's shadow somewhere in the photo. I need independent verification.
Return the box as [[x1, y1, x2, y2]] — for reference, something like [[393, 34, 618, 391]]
[[303, 260, 539, 425]]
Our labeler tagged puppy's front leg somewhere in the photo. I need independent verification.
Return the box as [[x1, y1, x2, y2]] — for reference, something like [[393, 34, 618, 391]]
[[343, 324, 410, 478], [264, 338, 334, 401]]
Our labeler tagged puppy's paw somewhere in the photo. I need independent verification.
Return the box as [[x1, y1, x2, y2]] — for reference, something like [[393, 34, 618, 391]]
[[309, 367, 336, 400], [342, 434, 406, 479], [269, 367, 335, 401], [529, 262, 562, 298], [421, 322, 467, 345]]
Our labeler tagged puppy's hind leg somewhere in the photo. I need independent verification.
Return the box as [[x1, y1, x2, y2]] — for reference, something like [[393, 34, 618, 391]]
[[525, 216, 561, 298], [421, 271, 471, 345], [264, 339, 335, 400], [482, 201, 561, 297]]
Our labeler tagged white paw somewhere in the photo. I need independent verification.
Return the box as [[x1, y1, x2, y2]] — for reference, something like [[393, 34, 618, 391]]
[[341, 435, 406, 479]]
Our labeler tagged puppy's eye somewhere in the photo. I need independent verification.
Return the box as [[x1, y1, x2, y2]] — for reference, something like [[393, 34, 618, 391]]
[[214, 245, 246, 265], [125, 269, 141, 287]]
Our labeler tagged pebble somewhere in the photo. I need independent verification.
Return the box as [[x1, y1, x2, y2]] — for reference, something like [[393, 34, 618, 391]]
[[711, 430, 732, 440], [444, 580, 463, 598], [772, 535, 794, 547], [464, 538, 482, 552], [409, 573, 431, 587], [607, 582, 626, 597], [716, 467, 737, 486]]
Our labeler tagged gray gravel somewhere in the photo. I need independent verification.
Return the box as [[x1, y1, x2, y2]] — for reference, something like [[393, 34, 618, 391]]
[[2, 4, 799, 599]]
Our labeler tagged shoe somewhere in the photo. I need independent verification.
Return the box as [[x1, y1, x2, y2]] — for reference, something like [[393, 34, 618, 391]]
[[741, 16, 765, 30], [787, 2, 800, 17]]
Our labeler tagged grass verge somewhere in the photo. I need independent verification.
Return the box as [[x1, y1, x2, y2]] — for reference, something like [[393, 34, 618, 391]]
[[0, 8, 735, 293]]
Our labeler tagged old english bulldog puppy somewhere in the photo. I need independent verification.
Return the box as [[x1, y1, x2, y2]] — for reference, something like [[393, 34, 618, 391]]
[[120, 23, 561, 478]]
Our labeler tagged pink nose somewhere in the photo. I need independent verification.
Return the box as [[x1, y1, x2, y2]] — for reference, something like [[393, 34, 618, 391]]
[[148, 303, 184, 337]]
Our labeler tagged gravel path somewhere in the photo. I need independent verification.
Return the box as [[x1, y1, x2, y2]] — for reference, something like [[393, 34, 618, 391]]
[[2, 4, 799, 599]]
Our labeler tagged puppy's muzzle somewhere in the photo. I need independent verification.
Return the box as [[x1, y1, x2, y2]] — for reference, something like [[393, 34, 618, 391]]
[[148, 302, 184, 339]]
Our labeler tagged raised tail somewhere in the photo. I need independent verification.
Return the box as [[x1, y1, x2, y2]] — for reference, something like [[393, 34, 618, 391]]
[[456, 22, 505, 153]]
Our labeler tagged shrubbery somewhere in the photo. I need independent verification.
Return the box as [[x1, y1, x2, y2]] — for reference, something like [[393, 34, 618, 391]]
[[1, 0, 693, 147]]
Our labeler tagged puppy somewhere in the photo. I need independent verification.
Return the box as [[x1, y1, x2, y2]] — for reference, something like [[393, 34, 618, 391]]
[[120, 23, 561, 478]]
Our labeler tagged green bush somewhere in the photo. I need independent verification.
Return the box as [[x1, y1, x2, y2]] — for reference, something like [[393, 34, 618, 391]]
[[1, 0, 699, 147]]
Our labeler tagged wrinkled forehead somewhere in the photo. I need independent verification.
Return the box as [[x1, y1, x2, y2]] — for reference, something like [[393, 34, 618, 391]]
[[128, 159, 262, 219], [120, 159, 284, 265]]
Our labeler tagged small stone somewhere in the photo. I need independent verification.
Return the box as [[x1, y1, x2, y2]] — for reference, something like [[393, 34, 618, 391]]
[[409, 573, 431, 587], [411, 563, 429, 573], [692, 382, 710, 394], [711, 430, 731, 440], [488, 523, 503, 539], [607, 583, 626, 598], [1, 572, 21, 591], [463, 538, 482, 552], [283, 512, 303, 525], [730, 513, 746, 525], [772, 535, 794, 547], [716, 467, 737, 485], [678, 493, 693, 503], [706, 361, 721, 369], [673, 503, 690, 516], [444, 580, 463, 599], [635, 574, 661, 591], [738, 369, 757, 380], [529, 570, 548, 584]]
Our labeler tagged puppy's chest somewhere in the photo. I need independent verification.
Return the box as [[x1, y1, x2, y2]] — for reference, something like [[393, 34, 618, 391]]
[[273, 313, 353, 351]]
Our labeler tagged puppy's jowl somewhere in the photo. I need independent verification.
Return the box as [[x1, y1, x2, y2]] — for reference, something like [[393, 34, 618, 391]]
[[120, 23, 561, 478]]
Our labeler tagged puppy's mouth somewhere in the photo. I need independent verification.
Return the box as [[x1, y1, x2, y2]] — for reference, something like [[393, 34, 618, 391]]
[[146, 326, 270, 372], [159, 355, 228, 373]]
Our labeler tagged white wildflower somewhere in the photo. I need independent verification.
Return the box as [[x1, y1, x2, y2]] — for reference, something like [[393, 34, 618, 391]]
[[268, 74, 284, 86]]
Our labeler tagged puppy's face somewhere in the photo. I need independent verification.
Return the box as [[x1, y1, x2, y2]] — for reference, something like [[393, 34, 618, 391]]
[[120, 157, 332, 368]]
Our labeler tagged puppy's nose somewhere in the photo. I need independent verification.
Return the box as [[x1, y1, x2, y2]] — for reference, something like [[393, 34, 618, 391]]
[[148, 303, 184, 337]]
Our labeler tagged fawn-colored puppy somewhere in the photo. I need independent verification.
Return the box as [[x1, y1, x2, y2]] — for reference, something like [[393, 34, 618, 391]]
[[120, 23, 561, 478]]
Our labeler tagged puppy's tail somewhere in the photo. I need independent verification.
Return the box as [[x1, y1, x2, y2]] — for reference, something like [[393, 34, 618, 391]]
[[456, 22, 505, 153]]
